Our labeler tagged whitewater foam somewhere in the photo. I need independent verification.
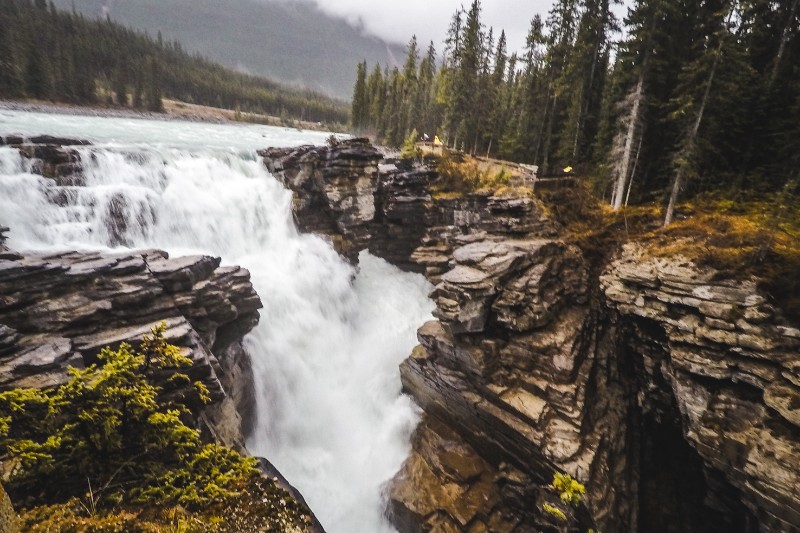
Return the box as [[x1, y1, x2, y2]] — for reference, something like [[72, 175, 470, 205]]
[[0, 118, 432, 532]]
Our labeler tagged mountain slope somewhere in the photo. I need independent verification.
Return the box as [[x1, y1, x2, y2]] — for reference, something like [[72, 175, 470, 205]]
[[52, 0, 405, 100]]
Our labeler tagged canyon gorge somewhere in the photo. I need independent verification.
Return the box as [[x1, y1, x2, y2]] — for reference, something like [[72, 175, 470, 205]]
[[1, 133, 798, 532]]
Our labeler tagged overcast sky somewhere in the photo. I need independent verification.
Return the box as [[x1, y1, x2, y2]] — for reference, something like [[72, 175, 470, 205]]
[[286, 0, 558, 53]]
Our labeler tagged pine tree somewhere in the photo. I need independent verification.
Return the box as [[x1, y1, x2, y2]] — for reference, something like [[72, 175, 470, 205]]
[[351, 60, 368, 130], [540, 0, 579, 172], [555, 0, 615, 167], [664, 1, 732, 225], [25, 43, 53, 99], [0, 14, 24, 97], [400, 35, 420, 139], [145, 56, 164, 112]]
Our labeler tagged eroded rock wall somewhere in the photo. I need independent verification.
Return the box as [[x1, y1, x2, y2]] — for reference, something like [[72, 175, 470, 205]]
[[387, 235, 657, 533], [261, 139, 800, 532], [259, 143, 558, 276], [602, 244, 800, 531], [0, 248, 262, 449], [259, 139, 382, 261]]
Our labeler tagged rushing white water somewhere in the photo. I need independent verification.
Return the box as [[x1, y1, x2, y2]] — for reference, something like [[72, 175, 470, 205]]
[[0, 112, 433, 533]]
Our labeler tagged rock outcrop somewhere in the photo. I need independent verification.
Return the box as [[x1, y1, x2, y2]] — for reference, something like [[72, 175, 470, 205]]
[[259, 138, 382, 261], [389, 237, 603, 532], [601, 244, 800, 532], [1, 134, 87, 186], [0, 483, 19, 533], [370, 161, 558, 280], [261, 139, 800, 532], [0, 227, 8, 254], [0, 248, 262, 449], [260, 142, 558, 275], [389, 236, 800, 532]]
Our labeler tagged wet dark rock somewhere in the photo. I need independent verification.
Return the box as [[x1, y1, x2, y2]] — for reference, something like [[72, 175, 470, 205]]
[[262, 139, 800, 532], [25, 135, 92, 146], [0, 135, 24, 146], [259, 138, 381, 262], [0, 226, 8, 253], [0, 249, 263, 450]]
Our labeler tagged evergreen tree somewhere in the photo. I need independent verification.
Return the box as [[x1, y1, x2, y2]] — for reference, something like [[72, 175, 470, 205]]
[[0, 14, 24, 97], [145, 57, 163, 112], [555, 0, 615, 167], [25, 43, 53, 99], [351, 60, 368, 130]]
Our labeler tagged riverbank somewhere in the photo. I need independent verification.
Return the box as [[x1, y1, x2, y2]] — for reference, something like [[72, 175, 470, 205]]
[[0, 99, 342, 132]]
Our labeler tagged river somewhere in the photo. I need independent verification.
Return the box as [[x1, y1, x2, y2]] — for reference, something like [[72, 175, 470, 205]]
[[0, 110, 434, 533]]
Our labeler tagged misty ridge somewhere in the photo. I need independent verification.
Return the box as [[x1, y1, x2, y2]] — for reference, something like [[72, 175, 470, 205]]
[[52, 0, 408, 100]]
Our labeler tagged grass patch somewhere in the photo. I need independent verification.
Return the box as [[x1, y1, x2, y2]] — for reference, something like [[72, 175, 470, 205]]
[[430, 149, 514, 196], [539, 185, 800, 321], [19, 476, 311, 532]]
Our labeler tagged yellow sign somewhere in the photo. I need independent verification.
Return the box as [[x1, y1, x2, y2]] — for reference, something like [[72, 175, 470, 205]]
[[434, 136, 442, 146], [563, 166, 573, 173]]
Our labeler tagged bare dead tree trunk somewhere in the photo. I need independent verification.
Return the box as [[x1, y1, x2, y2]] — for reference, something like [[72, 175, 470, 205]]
[[542, 93, 558, 173], [664, 39, 723, 226], [771, 0, 799, 83], [612, 76, 644, 209], [625, 135, 644, 207]]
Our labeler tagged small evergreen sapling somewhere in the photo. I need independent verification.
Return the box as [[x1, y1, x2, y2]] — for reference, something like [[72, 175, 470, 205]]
[[0, 323, 258, 509]]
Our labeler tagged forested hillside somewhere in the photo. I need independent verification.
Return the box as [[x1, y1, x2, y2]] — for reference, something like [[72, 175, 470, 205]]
[[352, 0, 799, 218], [49, 0, 406, 101], [0, 0, 349, 124]]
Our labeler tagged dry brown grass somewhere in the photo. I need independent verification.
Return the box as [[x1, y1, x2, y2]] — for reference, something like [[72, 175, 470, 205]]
[[539, 186, 800, 321], [431, 150, 514, 195], [644, 194, 800, 320], [18, 476, 312, 533]]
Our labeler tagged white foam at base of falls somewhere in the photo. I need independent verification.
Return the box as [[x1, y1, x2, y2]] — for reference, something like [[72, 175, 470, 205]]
[[0, 114, 433, 532]]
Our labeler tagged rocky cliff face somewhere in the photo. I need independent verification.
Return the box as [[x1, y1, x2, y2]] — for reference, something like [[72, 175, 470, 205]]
[[0, 482, 19, 533], [261, 141, 558, 276], [0, 134, 88, 187], [0, 248, 261, 449], [260, 140, 800, 532], [259, 139, 382, 262], [601, 244, 800, 532]]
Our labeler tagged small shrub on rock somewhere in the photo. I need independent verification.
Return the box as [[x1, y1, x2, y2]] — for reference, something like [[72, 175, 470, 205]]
[[0, 323, 257, 509]]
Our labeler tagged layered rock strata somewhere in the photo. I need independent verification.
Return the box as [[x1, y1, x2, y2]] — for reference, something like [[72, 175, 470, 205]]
[[259, 139, 382, 261], [1, 134, 88, 186], [370, 161, 558, 280], [388, 237, 629, 532], [260, 143, 558, 273], [601, 244, 800, 532], [0, 248, 262, 449], [262, 140, 800, 532]]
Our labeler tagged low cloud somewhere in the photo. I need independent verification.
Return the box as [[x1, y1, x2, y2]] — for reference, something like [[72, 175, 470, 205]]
[[268, 0, 554, 53]]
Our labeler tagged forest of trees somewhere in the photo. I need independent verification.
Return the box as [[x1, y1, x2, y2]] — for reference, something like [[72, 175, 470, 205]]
[[0, 0, 349, 124], [351, 0, 800, 217]]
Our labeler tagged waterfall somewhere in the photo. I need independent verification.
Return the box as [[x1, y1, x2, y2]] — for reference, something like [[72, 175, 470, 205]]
[[0, 121, 433, 533]]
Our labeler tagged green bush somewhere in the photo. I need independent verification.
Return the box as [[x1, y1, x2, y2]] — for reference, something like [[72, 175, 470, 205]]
[[0, 324, 258, 509], [400, 129, 423, 161]]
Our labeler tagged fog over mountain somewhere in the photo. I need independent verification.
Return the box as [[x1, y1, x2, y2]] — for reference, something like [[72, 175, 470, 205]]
[[275, 0, 552, 54], [51, 0, 409, 100]]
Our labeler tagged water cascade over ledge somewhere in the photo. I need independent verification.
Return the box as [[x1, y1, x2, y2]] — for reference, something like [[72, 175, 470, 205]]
[[0, 117, 434, 533]]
